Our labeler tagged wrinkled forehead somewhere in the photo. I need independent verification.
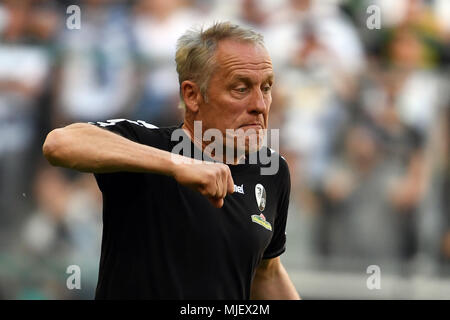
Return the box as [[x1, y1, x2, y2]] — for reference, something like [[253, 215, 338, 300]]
[[214, 39, 273, 73]]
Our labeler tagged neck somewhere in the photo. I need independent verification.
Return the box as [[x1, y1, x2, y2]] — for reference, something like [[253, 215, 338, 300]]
[[181, 122, 245, 165]]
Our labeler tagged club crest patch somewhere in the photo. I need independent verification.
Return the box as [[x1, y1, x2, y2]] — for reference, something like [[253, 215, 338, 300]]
[[255, 184, 266, 211]]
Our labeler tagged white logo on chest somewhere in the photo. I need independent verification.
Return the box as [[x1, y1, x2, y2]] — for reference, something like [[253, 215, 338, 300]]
[[234, 184, 244, 194]]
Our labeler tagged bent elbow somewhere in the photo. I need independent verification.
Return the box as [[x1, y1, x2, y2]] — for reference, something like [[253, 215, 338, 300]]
[[42, 129, 66, 166]]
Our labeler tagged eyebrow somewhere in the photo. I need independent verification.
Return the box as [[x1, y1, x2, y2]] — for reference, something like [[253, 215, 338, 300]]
[[264, 74, 274, 83], [230, 73, 274, 85]]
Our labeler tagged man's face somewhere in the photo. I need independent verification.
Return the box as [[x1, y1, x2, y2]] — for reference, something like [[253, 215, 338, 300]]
[[197, 39, 273, 154]]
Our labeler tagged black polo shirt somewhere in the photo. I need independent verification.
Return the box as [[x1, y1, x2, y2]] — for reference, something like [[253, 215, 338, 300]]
[[89, 119, 291, 299]]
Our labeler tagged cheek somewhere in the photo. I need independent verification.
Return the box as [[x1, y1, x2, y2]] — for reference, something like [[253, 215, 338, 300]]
[[219, 96, 248, 117], [265, 95, 272, 108], [222, 93, 247, 110], [205, 97, 239, 128]]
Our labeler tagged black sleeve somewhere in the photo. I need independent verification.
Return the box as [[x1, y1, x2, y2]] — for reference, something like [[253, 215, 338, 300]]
[[87, 119, 162, 192], [88, 119, 153, 143], [89, 119, 169, 150], [262, 157, 291, 259]]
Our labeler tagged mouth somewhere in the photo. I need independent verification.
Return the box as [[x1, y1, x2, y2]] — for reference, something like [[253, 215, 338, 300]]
[[238, 123, 263, 130]]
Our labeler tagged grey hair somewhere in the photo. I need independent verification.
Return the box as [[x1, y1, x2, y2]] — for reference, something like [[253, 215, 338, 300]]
[[175, 21, 265, 109]]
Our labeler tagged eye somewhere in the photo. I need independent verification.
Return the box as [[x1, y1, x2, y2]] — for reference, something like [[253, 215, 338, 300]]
[[235, 87, 248, 93], [262, 85, 272, 93]]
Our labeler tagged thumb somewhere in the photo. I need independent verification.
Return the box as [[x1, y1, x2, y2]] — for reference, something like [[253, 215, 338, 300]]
[[208, 196, 224, 208]]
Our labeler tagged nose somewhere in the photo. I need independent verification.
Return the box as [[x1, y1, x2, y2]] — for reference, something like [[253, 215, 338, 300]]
[[248, 87, 268, 115]]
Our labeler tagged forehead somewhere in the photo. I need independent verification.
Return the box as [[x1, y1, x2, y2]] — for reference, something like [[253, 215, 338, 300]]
[[214, 39, 273, 78]]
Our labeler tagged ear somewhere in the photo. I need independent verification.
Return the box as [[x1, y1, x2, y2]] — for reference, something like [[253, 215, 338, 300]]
[[181, 80, 202, 113]]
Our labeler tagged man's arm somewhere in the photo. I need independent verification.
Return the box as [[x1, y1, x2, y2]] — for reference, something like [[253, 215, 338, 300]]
[[42, 123, 234, 208], [43, 123, 176, 174], [250, 256, 300, 300]]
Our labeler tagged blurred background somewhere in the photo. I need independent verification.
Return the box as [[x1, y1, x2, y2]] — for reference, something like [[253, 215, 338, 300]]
[[0, 0, 449, 299]]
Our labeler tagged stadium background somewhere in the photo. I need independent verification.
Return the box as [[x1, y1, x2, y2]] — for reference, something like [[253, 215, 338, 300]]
[[0, 0, 449, 299]]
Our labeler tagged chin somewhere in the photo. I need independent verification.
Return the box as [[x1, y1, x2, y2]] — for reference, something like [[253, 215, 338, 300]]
[[241, 133, 265, 155], [224, 128, 265, 158], [247, 140, 263, 154]]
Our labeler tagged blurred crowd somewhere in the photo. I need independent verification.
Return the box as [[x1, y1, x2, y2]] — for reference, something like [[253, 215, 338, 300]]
[[0, 0, 448, 299]]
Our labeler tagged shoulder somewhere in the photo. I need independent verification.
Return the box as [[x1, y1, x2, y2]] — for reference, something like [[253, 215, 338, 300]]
[[258, 146, 290, 179], [89, 119, 167, 135], [89, 119, 179, 150]]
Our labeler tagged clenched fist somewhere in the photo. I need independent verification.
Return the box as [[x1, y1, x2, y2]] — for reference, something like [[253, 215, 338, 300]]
[[172, 160, 235, 208]]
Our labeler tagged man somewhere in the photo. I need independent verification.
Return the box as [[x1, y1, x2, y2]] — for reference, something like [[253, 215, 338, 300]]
[[43, 22, 300, 300]]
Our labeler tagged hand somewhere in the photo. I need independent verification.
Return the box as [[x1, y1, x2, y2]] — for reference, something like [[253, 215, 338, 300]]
[[172, 160, 234, 208]]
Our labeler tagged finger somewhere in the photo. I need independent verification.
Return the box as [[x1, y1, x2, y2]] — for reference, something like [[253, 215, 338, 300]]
[[219, 169, 228, 199], [222, 179, 229, 199], [227, 169, 234, 194], [215, 172, 223, 199], [208, 196, 224, 208], [220, 165, 232, 197]]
